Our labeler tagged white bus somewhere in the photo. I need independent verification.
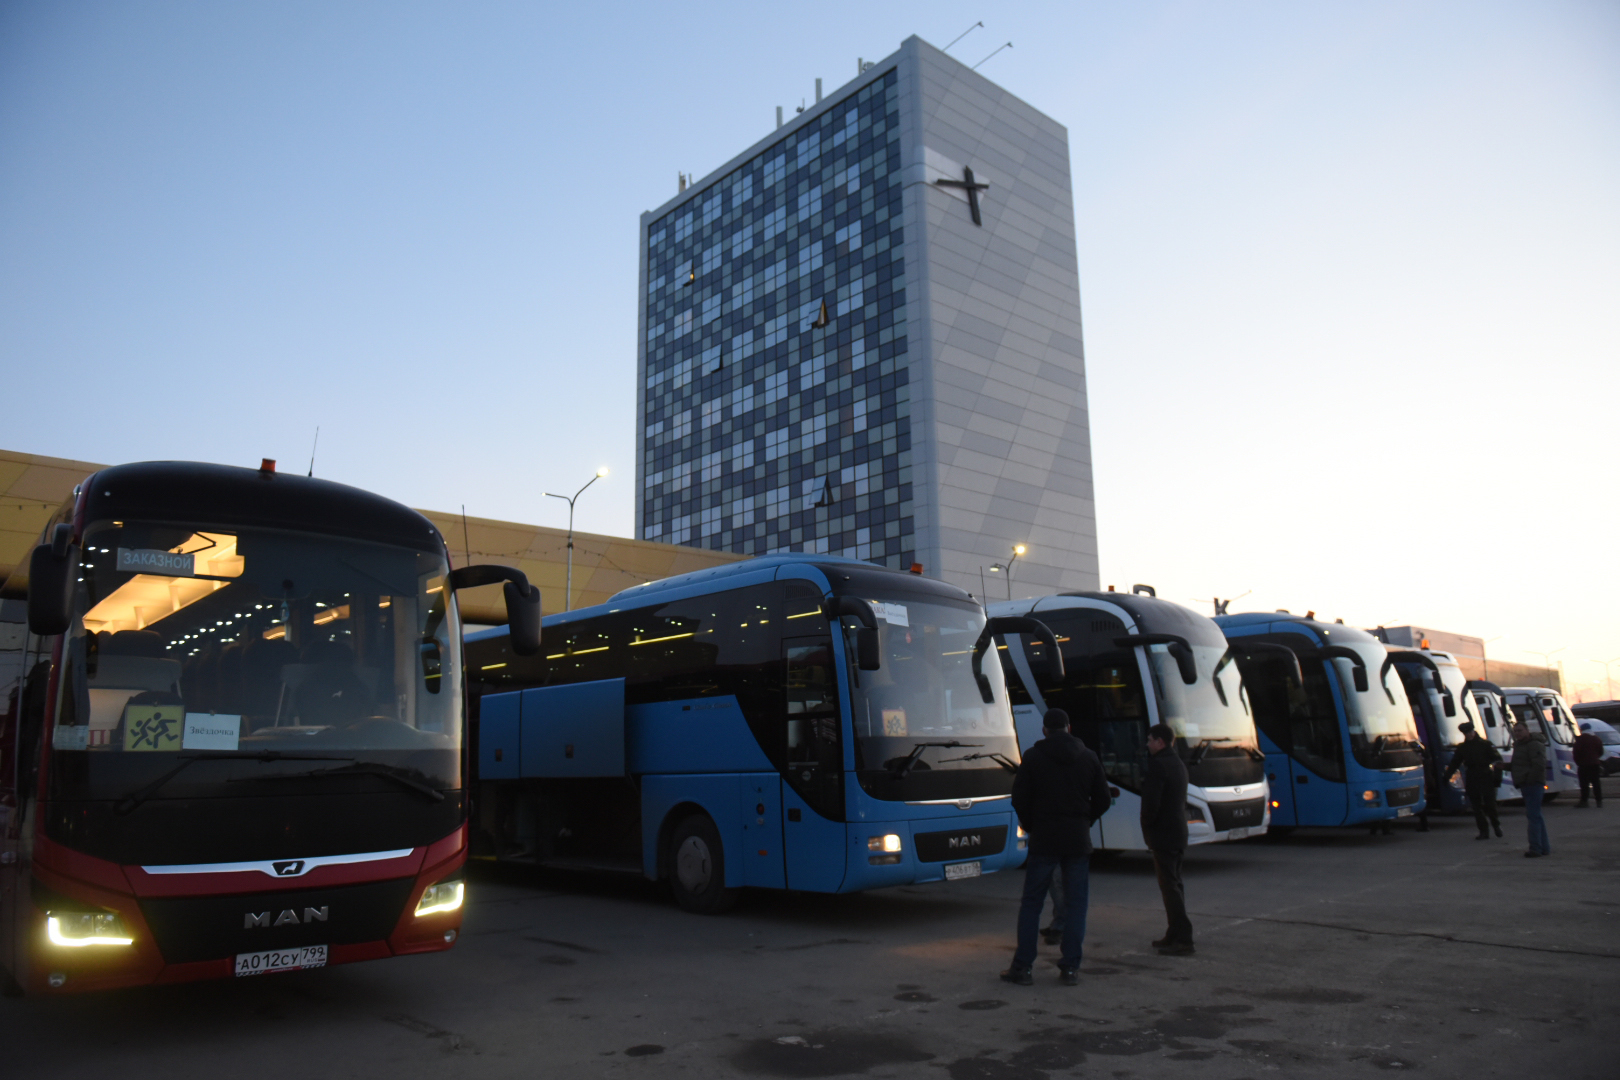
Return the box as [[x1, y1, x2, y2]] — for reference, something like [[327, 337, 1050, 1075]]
[[990, 588, 1268, 851]]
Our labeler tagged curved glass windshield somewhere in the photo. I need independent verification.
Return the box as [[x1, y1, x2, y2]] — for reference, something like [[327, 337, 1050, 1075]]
[[848, 595, 1017, 801], [50, 521, 460, 800], [1436, 664, 1475, 748], [1337, 644, 1420, 769]]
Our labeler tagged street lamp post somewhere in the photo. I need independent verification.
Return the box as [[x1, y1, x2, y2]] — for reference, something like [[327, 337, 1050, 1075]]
[[545, 468, 608, 613], [1591, 657, 1620, 701], [984, 545, 1026, 602], [1527, 646, 1565, 691]]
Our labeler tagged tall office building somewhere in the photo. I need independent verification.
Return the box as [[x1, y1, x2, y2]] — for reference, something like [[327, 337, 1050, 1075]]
[[636, 35, 1097, 599]]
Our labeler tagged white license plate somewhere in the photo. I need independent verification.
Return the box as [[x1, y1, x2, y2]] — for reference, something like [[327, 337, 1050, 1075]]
[[1227, 827, 1250, 839], [1396, 808, 1414, 818], [944, 861, 981, 881], [235, 944, 327, 977]]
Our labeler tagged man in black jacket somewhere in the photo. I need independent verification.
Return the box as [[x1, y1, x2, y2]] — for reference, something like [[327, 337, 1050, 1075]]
[[1141, 723, 1193, 956], [1441, 721, 1504, 837], [1004, 708, 1112, 986]]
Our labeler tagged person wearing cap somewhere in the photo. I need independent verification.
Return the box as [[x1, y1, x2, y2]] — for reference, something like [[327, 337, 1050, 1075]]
[[1573, 722, 1604, 808], [1003, 708, 1112, 987], [1441, 720, 1504, 839], [1510, 720, 1551, 857]]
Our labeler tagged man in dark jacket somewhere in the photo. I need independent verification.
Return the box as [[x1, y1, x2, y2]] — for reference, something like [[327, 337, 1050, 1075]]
[[1441, 721, 1504, 838], [1510, 721, 1551, 857], [1141, 723, 1193, 955], [1573, 723, 1604, 807], [1004, 708, 1112, 986]]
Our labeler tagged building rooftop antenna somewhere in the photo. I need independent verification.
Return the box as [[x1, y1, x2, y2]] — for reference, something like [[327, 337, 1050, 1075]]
[[972, 41, 1013, 71], [943, 21, 984, 52]]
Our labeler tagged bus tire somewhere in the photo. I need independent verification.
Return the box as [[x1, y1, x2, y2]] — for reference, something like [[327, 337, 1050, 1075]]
[[668, 814, 738, 914]]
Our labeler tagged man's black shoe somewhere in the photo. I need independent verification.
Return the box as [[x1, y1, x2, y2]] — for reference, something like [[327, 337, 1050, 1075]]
[[1151, 936, 1170, 948], [1059, 968, 1079, 986], [1475, 833, 1488, 840], [1000, 966, 1034, 986], [1157, 941, 1196, 956], [1493, 824, 1503, 837]]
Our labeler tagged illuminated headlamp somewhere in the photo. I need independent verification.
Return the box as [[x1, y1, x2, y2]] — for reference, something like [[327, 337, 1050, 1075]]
[[867, 834, 902, 853], [414, 880, 465, 917], [1362, 790, 1380, 804], [47, 911, 134, 948]]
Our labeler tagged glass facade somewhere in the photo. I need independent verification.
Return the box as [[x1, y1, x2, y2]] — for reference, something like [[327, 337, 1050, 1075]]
[[640, 71, 913, 570]]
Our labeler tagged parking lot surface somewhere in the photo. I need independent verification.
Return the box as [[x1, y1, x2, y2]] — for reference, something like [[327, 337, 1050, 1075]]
[[6, 800, 1618, 1079]]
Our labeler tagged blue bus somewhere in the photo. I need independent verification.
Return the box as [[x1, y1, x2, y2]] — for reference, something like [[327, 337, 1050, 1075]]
[[463, 555, 1061, 912], [1216, 614, 1425, 829]]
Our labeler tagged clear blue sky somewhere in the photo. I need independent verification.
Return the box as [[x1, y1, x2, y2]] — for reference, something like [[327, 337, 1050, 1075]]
[[2, 1, 1616, 691]]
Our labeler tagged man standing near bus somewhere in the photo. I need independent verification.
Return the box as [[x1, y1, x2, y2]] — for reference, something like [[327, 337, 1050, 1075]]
[[1574, 723, 1604, 808], [1141, 723, 1193, 955], [1003, 708, 1112, 987], [1511, 720, 1551, 857], [1441, 721, 1504, 839]]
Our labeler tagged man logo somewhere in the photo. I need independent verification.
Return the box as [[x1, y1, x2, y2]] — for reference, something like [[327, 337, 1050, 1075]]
[[947, 834, 982, 849], [245, 906, 329, 929], [272, 860, 306, 877]]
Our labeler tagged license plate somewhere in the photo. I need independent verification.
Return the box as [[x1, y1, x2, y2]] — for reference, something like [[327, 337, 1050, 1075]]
[[1396, 808, 1414, 818], [1227, 827, 1250, 839], [235, 944, 327, 977], [944, 861, 981, 881]]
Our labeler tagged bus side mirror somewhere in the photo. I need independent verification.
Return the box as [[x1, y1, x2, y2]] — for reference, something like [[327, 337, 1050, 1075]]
[[449, 564, 542, 656], [419, 639, 443, 692], [1442, 691, 1456, 718], [1353, 668, 1369, 693], [27, 523, 76, 636], [856, 626, 881, 671], [504, 580, 542, 657]]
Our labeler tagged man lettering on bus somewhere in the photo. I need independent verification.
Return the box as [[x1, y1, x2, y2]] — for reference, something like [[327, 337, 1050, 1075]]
[[1003, 708, 1112, 987], [1510, 720, 1551, 858], [1441, 721, 1503, 839], [1141, 723, 1193, 956], [1573, 723, 1604, 808]]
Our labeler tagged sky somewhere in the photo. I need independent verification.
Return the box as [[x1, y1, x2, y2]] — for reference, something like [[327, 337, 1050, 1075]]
[[1, 1, 1616, 695]]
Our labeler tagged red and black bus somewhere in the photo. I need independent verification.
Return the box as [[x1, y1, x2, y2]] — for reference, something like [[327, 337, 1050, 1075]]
[[0, 460, 538, 994]]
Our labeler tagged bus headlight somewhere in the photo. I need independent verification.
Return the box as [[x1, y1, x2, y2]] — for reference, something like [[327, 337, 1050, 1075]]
[[867, 834, 903, 864], [47, 912, 134, 948], [1186, 805, 1207, 824], [414, 880, 465, 917], [1362, 790, 1380, 805]]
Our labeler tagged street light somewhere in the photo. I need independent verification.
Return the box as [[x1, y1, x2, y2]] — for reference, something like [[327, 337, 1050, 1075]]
[[545, 468, 608, 612], [1527, 646, 1565, 690], [983, 545, 1026, 602], [1590, 657, 1620, 701]]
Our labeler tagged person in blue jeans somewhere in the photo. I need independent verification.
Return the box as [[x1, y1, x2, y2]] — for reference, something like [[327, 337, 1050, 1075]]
[[1003, 708, 1112, 986], [1510, 721, 1551, 857]]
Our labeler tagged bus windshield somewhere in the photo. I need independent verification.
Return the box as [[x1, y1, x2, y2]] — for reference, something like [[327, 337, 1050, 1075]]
[[50, 520, 461, 800], [1338, 645, 1420, 769], [847, 594, 1018, 801]]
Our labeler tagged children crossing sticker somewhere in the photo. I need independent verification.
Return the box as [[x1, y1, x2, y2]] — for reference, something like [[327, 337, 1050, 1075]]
[[124, 705, 183, 751]]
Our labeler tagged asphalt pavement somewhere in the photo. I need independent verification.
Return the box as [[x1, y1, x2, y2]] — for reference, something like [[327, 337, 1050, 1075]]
[[6, 798, 1619, 1079]]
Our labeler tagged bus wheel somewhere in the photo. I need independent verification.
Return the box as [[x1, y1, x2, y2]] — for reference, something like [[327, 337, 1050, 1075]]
[[669, 814, 738, 914]]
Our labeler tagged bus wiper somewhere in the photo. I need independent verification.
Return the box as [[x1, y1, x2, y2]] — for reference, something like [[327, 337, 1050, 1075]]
[[115, 752, 354, 815], [230, 762, 445, 802], [937, 751, 1019, 773], [888, 741, 980, 780], [1187, 737, 1239, 765]]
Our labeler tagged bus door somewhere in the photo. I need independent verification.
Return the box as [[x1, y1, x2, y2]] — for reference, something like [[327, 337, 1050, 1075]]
[[781, 634, 846, 892], [1241, 633, 1349, 826]]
